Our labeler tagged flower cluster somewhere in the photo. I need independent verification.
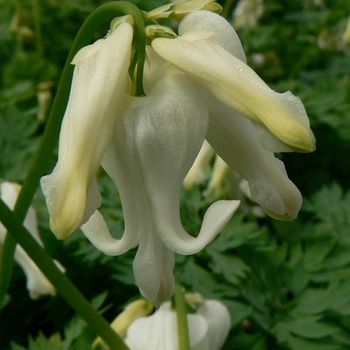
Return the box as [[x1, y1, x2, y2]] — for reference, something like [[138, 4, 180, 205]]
[[40, 0, 315, 306]]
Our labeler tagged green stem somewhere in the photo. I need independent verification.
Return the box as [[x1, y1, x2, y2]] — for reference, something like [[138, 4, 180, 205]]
[[222, 0, 235, 18], [32, 0, 44, 55], [174, 285, 191, 350], [0, 199, 129, 350]]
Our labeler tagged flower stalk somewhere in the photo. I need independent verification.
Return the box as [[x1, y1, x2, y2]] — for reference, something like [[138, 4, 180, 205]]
[[174, 285, 191, 350]]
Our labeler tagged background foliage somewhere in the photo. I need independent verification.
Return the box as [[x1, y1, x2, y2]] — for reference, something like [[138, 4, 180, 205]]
[[0, 0, 350, 349]]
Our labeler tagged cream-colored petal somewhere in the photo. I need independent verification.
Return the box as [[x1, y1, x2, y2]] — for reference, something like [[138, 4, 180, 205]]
[[152, 31, 315, 153], [178, 10, 247, 62], [204, 155, 231, 197], [40, 23, 133, 240], [207, 98, 302, 220], [143, 46, 169, 94]]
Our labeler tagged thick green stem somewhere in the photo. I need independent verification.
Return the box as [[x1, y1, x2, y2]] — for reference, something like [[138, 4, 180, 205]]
[[0, 200, 129, 350], [175, 285, 191, 350]]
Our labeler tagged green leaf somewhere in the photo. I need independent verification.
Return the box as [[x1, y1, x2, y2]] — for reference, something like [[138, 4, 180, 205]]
[[209, 252, 250, 285], [176, 257, 238, 299], [303, 239, 335, 272], [225, 300, 251, 327], [11, 343, 27, 350], [277, 316, 339, 339], [281, 332, 340, 350], [28, 332, 63, 350]]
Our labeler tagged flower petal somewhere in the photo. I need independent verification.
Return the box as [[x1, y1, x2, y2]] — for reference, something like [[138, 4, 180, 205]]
[[126, 301, 209, 350], [178, 10, 247, 62], [126, 302, 179, 350], [152, 30, 316, 153], [40, 23, 133, 240], [133, 233, 175, 308], [206, 98, 302, 220], [197, 300, 231, 350], [156, 199, 240, 255], [80, 209, 139, 256]]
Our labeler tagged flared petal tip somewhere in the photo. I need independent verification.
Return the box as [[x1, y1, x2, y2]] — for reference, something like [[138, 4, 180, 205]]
[[49, 217, 78, 240], [41, 173, 87, 240], [300, 130, 316, 153], [286, 127, 316, 153]]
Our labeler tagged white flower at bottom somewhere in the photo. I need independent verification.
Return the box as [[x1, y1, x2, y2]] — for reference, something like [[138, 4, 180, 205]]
[[0, 182, 65, 299], [125, 300, 230, 350]]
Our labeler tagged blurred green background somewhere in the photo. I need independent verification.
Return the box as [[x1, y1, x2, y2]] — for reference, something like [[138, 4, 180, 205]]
[[1, 0, 350, 349]]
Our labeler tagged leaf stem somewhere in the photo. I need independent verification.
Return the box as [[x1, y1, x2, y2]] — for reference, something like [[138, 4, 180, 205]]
[[175, 285, 191, 350]]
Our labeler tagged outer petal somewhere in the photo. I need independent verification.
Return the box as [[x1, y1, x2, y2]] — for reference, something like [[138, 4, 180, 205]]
[[40, 23, 133, 240], [143, 45, 169, 95], [206, 98, 302, 220], [197, 300, 231, 350], [152, 30, 316, 153], [178, 10, 247, 62]]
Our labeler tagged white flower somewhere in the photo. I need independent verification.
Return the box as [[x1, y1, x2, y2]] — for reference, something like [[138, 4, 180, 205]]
[[40, 7, 315, 306], [0, 182, 65, 299], [80, 74, 239, 306], [125, 300, 231, 350]]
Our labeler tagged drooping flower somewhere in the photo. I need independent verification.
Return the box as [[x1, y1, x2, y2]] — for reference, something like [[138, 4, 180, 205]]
[[0, 182, 65, 299], [125, 299, 231, 350], [80, 74, 240, 306], [41, 3, 315, 306]]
